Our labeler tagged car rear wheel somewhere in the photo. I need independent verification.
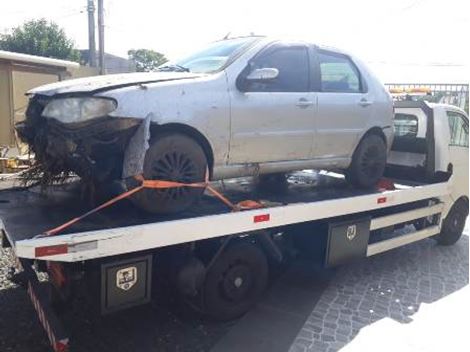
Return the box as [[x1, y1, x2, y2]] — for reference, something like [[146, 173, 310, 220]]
[[131, 133, 207, 214], [347, 134, 387, 189]]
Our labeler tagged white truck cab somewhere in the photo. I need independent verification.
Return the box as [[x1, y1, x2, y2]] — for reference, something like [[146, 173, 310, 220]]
[[387, 100, 468, 244]]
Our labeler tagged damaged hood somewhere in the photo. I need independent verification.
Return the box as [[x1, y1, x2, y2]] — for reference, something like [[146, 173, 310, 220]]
[[28, 71, 205, 96]]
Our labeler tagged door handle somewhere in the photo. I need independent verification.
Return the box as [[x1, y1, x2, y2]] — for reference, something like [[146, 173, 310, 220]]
[[358, 98, 373, 107], [296, 98, 314, 108]]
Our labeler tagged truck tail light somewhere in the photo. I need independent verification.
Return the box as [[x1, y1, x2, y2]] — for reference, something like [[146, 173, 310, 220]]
[[35, 244, 68, 257]]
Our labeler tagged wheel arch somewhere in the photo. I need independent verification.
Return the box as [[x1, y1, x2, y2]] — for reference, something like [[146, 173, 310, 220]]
[[150, 122, 215, 178], [361, 126, 387, 145], [349, 126, 388, 160]]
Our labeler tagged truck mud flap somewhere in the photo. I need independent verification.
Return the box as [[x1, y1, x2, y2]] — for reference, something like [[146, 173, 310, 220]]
[[19, 258, 70, 352]]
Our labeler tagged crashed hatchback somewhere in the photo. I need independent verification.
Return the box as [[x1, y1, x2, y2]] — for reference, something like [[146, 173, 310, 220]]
[[17, 36, 393, 214]]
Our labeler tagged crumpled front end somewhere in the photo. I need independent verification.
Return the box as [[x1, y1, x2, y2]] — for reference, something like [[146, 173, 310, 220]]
[[16, 95, 141, 185]]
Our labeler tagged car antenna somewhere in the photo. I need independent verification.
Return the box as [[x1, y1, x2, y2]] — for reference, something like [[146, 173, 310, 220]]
[[222, 32, 231, 40]]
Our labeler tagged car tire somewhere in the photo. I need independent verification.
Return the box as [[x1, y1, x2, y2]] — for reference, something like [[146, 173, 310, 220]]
[[202, 242, 268, 321], [131, 133, 207, 214], [434, 199, 468, 246], [347, 134, 387, 189]]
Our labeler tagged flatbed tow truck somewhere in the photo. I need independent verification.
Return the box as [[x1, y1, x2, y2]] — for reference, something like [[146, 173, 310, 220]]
[[1, 100, 468, 352]]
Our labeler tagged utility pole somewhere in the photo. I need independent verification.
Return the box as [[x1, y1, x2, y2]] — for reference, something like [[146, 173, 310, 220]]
[[97, 0, 105, 75], [87, 0, 97, 67]]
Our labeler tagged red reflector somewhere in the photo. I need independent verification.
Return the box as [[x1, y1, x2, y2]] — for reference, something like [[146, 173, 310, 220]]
[[377, 197, 387, 204], [254, 214, 270, 223], [35, 244, 68, 257]]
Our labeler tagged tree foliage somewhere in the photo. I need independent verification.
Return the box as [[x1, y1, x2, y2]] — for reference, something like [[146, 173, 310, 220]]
[[128, 49, 168, 72], [0, 19, 80, 62]]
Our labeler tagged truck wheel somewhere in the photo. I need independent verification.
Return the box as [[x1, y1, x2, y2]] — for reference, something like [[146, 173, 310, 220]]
[[131, 133, 207, 214], [434, 199, 468, 246], [202, 242, 268, 320], [347, 134, 386, 189]]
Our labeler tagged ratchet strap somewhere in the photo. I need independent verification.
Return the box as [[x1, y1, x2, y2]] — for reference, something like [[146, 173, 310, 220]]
[[43, 171, 264, 237]]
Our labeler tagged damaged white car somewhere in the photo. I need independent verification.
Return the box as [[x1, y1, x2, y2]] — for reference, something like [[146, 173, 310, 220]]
[[16, 36, 394, 214]]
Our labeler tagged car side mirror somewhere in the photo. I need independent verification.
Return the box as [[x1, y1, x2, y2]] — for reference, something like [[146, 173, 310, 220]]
[[245, 68, 279, 82]]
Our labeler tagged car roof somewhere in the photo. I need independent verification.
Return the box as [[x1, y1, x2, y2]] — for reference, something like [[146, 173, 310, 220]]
[[218, 36, 351, 55]]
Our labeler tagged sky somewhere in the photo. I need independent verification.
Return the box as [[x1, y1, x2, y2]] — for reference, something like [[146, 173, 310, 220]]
[[1, 0, 469, 83]]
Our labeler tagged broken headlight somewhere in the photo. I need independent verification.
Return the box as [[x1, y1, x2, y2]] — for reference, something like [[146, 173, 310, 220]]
[[42, 97, 117, 123]]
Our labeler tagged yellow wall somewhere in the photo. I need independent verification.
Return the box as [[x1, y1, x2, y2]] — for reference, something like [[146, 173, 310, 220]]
[[12, 70, 58, 124], [0, 65, 13, 146]]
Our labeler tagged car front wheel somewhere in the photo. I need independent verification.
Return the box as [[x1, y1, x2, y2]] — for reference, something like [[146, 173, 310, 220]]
[[131, 133, 207, 214], [346, 134, 387, 189]]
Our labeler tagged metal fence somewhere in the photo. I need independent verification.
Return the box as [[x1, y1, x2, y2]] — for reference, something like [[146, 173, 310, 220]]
[[385, 83, 469, 113]]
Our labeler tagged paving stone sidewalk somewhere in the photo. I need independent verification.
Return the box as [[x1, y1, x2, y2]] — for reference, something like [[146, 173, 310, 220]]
[[290, 224, 469, 352]]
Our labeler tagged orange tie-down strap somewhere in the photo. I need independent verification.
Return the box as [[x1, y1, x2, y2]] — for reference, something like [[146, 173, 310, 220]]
[[43, 174, 264, 237]]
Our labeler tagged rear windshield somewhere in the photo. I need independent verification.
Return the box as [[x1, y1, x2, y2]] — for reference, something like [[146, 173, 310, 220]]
[[394, 113, 418, 137]]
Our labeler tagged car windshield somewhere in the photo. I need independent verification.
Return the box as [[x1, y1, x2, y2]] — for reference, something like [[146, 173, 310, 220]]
[[158, 37, 260, 73]]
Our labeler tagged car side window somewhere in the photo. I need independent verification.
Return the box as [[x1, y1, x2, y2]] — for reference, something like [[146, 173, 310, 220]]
[[318, 51, 361, 93], [447, 111, 469, 147], [394, 113, 418, 137], [247, 46, 309, 92]]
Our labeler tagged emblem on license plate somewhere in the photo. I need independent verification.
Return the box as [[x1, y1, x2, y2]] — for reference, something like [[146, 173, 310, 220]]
[[346, 225, 357, 241], [116, 266, 137, 291]]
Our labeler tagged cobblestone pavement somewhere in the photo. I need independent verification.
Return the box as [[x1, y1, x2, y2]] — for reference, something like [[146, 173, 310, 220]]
[[289, 225, 469, 352]]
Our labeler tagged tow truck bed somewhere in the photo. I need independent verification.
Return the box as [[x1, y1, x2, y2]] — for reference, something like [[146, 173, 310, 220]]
[[0, 171, 448, 262]]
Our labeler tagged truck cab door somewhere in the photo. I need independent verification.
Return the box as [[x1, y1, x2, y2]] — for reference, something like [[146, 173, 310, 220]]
[[446, 110, 469, 200], [228, 43, 316, 164]]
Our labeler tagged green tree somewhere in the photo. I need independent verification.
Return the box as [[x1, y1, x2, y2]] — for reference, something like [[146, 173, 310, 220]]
[[0, 19, 79, 62], [128, 49, 168, 72]]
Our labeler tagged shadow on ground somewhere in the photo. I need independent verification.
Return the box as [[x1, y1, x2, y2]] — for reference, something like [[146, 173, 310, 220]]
[[290, 235, 469, 352]]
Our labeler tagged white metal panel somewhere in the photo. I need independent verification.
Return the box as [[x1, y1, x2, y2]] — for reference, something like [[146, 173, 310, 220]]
[[370, 203, 443, 230], [367, 225, 440, 256], [13, 181, 450, 262]]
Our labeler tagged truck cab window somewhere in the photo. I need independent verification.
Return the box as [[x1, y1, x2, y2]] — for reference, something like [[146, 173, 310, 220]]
[[318, 52, 361, 93], [247, 46, 309, 92], [447, 111, 469, 147]]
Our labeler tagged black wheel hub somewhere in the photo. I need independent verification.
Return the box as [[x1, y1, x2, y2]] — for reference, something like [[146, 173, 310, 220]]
[[449, 211, 464, 233], [220, 263, 253, 302], [151, 151, 198, 200]]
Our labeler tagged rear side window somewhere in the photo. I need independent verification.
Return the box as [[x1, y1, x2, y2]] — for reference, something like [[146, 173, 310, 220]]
[[247, 46, 309, 92], [318, 52, 361, 93], [447, 111, 469, 147], [394, 113, 418, 137]]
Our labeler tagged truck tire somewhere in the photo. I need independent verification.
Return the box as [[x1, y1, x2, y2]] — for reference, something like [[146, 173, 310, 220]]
[[131, 133, 207, 214], [202, 242, 268, 321], [347, 134, 387, 189], [434, 199, 468, 246]]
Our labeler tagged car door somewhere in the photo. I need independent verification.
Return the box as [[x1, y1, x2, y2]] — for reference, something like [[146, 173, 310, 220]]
[[313, 49, 372, 159], [228, 43, 316, 164], [446, 110, 469, 199]]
